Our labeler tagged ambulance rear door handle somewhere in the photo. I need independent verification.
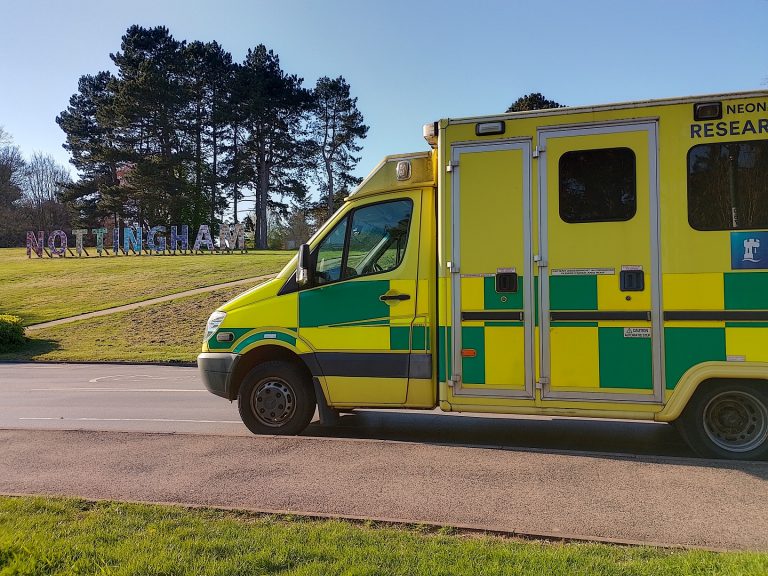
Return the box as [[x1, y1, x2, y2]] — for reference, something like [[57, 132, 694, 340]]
[[380, 293, 410, 301]]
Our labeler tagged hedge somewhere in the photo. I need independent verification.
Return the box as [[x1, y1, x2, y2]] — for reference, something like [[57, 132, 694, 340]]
[[0, 315, 25, 352]]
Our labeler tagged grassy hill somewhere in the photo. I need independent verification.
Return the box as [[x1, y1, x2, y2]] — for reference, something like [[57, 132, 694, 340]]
[[0, 248, 292, 325], [0, 285, 247, 363]]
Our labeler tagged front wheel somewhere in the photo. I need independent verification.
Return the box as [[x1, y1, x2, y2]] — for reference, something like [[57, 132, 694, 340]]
[[677, 381, 768, 460], [238, 361, 316, 435]]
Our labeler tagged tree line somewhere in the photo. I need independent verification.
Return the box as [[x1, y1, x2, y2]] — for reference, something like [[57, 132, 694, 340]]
[[0, 127, 72, 247], [1, 26, 563, 251], [56, 25, 368, 249]]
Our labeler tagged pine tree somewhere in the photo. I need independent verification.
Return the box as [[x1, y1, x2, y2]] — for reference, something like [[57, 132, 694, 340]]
[[109, 25, 192, 227], [506, 93, 564, 113], [239, 45, 314, 248], [309, 76, 368, 216], [56, 71, 125, 227], [182, 40, 232, 232]]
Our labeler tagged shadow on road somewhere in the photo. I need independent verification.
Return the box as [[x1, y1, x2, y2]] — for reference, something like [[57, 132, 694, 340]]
[[305, 410, 768, 479]]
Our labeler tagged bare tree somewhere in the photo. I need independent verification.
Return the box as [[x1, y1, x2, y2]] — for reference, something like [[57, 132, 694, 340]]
[[0, 134, 28, 246], [22, 152, 72, 231], [0, 126, 11, 147]]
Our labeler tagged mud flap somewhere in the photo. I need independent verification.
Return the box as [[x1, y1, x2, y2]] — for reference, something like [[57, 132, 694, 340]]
[[312, 377, 340, 426]]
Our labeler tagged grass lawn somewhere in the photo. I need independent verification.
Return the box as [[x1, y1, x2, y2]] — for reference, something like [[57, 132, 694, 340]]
[[0, 285, 247, 363], [0, 247, 292, 325], [0, 497, 765, 576]]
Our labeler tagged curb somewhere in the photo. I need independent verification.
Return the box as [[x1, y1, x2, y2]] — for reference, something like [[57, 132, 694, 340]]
[[0, 493, 732, 552], [0, 360, 196, 367]]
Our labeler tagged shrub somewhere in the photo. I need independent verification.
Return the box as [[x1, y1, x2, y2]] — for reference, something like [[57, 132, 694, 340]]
[[0, 315, 25, 351]]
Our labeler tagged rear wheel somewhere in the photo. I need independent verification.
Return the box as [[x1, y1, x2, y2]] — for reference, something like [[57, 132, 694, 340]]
[[677, 381, 768, 460], [238, 361, 316, 435]]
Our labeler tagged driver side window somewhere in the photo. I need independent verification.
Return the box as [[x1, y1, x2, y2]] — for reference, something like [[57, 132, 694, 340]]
[[312, 199, 413, 286], [314, 216, 348, 286], [346, 200, 412, 277]]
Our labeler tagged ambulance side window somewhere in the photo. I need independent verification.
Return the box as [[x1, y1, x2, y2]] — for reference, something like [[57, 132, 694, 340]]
[[688, 140, 768, 230], [344, 199, 413, 279], [559, 147, 636, 223], [314, 217, 348, 286], [312, 199, 413, 287]]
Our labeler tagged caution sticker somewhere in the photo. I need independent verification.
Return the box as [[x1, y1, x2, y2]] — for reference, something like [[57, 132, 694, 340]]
[[623, 327, 651, 338]]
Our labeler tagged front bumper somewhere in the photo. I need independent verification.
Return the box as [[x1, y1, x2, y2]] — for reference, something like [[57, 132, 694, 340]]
[[197, 352, 239, 400]]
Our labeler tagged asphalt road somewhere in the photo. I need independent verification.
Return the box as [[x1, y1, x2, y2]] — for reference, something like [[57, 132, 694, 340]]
[[0, 362, 699, 454], [1, 363, 767, 550]]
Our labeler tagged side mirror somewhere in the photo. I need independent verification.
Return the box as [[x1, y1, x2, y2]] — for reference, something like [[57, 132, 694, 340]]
[[296, 243, 311, 287]]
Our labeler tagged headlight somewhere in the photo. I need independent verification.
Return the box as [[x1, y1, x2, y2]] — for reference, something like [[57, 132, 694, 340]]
[[204, 311, 227, 342]]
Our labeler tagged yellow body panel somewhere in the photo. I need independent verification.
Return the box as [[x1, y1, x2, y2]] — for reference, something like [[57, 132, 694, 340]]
[[459, 277, 484, 311], [726, 329, 768, 362], [663, 273, 724, 310], [484, 326, 525, 386], [300, 326, 390, 350], [458, 149, 526, 274], [325, 376, 408, 405], [549, 327, 600, 390]]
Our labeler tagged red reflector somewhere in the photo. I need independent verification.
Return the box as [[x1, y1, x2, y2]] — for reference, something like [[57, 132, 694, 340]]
[[461, 349, 477, 358]]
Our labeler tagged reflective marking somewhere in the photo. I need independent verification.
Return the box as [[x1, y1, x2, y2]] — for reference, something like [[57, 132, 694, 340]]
[[29, 388, 205, 392], [20, 417, 241, 423]]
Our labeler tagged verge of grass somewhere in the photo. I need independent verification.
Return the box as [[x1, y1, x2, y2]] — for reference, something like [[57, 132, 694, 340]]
[[0, 285, 247, 363], [0, 247, 292, 325], [0, 496, 765, 576]]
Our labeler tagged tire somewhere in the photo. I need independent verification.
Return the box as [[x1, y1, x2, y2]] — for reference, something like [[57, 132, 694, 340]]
[[677, 381, 768, 460], [237, 360, 316, 436]]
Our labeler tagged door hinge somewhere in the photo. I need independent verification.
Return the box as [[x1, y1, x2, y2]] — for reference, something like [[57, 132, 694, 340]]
[[446, 161, 458, 172], [447, 261, 460, 274], [533, 146, 545, 158], [449, 374, 461, 387], [533, 255, 547, 268], [536, 377, 549, 389]]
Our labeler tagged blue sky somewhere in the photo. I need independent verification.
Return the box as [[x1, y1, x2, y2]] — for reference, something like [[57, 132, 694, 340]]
[[2, 0, 767, 208]]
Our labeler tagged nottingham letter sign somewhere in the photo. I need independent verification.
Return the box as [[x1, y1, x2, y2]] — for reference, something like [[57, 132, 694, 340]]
[[26, 224, 246, 258]]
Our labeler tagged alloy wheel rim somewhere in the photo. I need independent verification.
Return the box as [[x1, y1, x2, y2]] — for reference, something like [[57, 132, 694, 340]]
[[703, 390, 768, 453], [251, 378, 296, 427]]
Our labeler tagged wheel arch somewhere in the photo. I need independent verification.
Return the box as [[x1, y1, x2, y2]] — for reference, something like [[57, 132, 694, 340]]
[[231, 343, 316, 401], [656, 361, 768, 422]]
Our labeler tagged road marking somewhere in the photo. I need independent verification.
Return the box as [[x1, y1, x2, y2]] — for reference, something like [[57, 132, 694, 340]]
[[88, 375, 186, 383], [29, 388, 205, 392], [20, 417, 241, 424]]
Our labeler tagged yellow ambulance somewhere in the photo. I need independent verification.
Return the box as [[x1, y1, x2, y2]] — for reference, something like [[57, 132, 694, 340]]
[[199, 91, 768, 460]]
